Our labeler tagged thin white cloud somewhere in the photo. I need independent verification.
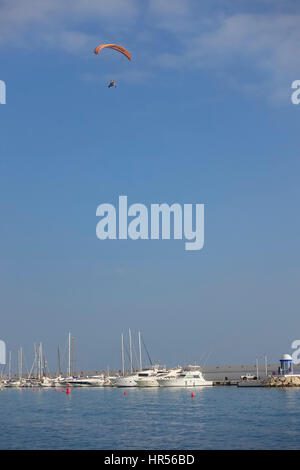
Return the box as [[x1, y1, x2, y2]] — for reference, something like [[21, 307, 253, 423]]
[[0, 0, 138, 45], [42, 31, 95, 54], [152, 13, 300, 103]]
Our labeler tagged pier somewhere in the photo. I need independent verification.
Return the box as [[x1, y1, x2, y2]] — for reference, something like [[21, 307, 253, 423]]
[[213, 380, 239, 386]]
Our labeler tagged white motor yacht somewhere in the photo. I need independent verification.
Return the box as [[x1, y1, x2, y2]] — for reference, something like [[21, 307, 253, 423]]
[[113, 374, 139, 387], [157, 366, 213, 387], [64, 376, 91, 387], [62, 374, 105, 387], [39, 377, 55, 387], [136, 368, 182, 387], [75, 375, 105, 387], [104, 376, 119, 386], [52, 375, 66, 387], [5, 379, 24, 388]]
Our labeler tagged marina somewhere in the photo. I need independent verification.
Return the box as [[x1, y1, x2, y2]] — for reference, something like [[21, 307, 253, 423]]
[[1, 330, 299, 390], [2, 352, 299, 450], [1, 335, 299, 451]]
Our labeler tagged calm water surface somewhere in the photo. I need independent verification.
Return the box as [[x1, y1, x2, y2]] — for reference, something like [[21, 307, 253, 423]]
[[0, 387, 300, 449]]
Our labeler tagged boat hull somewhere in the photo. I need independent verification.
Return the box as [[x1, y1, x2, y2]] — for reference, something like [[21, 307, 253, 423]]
[[157, 379, 213, 387], [136, 379, 159, 387], [114, 376, 138, 387]]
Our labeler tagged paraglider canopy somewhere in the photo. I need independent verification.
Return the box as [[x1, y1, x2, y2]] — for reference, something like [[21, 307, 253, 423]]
[[94, 44, 132, 61]]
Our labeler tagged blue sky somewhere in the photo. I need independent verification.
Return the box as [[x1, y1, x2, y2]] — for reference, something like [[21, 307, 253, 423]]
[[0, 0, 300, 373]]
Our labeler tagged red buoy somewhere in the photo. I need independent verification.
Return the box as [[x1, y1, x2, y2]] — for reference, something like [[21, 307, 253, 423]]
[[62, 389, 65, 392], [124, 391, 127, 395], [191, 392, 194, 398], [66, 387, 70, 395]]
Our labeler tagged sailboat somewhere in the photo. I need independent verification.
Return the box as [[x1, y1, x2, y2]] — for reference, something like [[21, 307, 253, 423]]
[[114, 330, 139, 387]]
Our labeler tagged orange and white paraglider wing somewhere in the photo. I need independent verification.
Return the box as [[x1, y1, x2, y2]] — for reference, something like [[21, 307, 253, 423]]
[[94, 44, 132, 61]]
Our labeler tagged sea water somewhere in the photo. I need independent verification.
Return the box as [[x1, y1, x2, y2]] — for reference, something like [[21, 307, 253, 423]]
[[0, 386, 300, 449]]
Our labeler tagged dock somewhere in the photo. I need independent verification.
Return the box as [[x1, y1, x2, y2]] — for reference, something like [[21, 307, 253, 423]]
[[213, 380, 239, 386]]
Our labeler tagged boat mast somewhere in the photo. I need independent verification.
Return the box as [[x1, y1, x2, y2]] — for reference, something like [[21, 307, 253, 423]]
[[43, 355, 48, 377], [39, 343, 43, 378], [58, 345, 62, 376], [264, 355, 268, 377], [68, 332, 71, 377], [138, 331, 142, 370], [33, 343, 38, 378], [121, 333, 125, 377], [20, 347, 23, 380], [38, 343, 41, 379], [129, 328, 133, 374], [28, 345, 36, 379], [256, 358, 259, 379], [37, 344, 39, 379], [18, 347, 23, 381], [8, 351, 11, 380], [33, 343, 37, 378], [72, 336, 75, 376]]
